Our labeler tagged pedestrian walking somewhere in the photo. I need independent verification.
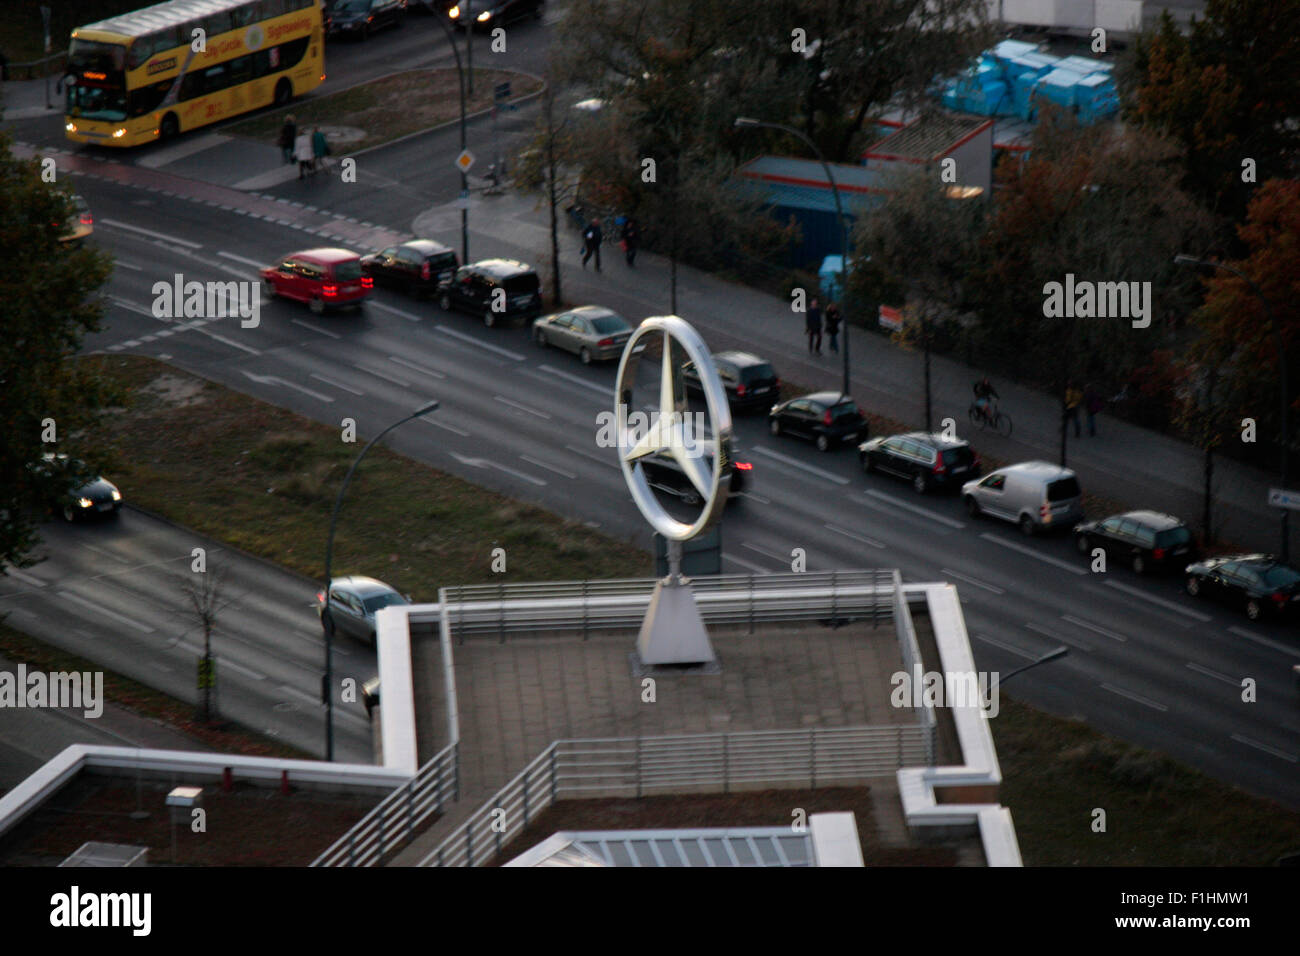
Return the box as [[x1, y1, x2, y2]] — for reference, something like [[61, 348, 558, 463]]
[[311, 126, 330, 174], [1084, 384, 1104, 437], [279, 115, 297, 165], [824, 302, 841, 354], [294, 129, 313, 179], [620, 216, 639, 267], [582, 218, 603, 271], [806, 297, 823, 354], [1064, 382, 1083, 438]]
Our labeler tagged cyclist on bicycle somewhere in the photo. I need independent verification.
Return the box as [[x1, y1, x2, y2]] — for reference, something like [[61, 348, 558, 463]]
[[973, 377, 999, 423]]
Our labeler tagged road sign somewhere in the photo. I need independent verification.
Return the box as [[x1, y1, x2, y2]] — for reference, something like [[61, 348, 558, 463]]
[[878, 304, 903, 331], [455, 149, 474, 173], [1268, 488, 1300, 511], [455, 189, 471, 210]]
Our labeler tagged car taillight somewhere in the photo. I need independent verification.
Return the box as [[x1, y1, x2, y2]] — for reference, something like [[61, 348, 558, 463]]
[[80, 214, 93, 226], [1040, 504, 1049, 518], [324, 284, 339, 297], [421, 262, 431, 280], [736, 384, 747, 396], [316, 590, 325, 604], [735, 461, 752, 470], [361, 276, 373, 290], [823, 410, 833, 425], [1152, 548, 1166, 560], [933, 460, 946, 474], [1272, 592, 1288, 605], [598, 337, 614, 347]]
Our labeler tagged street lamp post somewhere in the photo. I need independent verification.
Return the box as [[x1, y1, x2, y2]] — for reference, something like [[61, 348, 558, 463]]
[[423, 0, 470, 262], [321, 400, 440, 761], [1175, 254, 1289, 561], [735, 117, 851, 397], [998, 646, 1069, 684]]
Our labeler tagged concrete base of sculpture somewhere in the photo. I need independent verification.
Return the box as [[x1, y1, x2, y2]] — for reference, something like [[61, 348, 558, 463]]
[[635, 575, 716, 666]]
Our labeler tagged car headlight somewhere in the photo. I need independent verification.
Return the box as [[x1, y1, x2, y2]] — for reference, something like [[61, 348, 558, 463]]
[[66, 122, 77, 132], [111, 489, 122, 501], [112, 128, 126, 138], [77, 497, 94, 508], [477, 10, 492, 20], [448, 4, 460, 16]]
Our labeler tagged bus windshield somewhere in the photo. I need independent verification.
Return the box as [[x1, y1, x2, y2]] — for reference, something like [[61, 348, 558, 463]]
[[67, 83, 128, 121]]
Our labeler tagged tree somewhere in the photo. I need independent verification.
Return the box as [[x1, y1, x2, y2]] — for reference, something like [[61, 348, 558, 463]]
[[0, 130, 115, 572], [514, 82, 582, 308], [179, 562, 233, 724]]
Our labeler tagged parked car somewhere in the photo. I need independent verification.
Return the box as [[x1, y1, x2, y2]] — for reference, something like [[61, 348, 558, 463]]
[[448, 0, 543, 29], [859, 432, 980, 494], [361, 240, 458, 298], [962, 461, 1084, 535], [681, 351, 781, 411], [639, 443, 752, 504], [1185, 554, 1300, 621], [325, 0, 406, 38], [533, 305, 632, 363], [261, 248, 372, 314], [439, 258, 542, 326], [59, 194, 93, 244], [768, 392, 867, 451], [33, 454, 121, 522], [315, 576, 411, 644], [1074, 511, 1197, 574]]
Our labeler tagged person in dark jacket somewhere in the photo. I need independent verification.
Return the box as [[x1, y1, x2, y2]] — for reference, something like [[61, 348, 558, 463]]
[[620, 217, 639, 267], [582, 218, 603, 271], [1084, 384, 1104, 437], [806, 297, 822, 354], [824, 302, 842, 353], [279, 115, 297, 165]]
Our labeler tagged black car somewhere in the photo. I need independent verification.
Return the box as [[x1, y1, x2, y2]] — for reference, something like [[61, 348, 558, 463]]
[[1184, 554, 1300, 621], [681, 350, 780, 411], [640, 444, 751, 505], [447, 0, 543, 30], [768, 392, 868, 451], [361, 240, 459, 298], [858, 432, 980, 494], [1074, 510, 1197, 575], [326, 0, 406, 38], [33, 454, 122, 522], [438, 259, 542, 326]]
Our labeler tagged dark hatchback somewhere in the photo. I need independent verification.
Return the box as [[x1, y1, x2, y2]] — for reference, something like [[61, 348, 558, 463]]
[[858, 432, 980, 494], [438, 258, 543, 326], [1185, 554, 1300, 621], [447, 0, 543, 30], [769, 392, 868, 451], [1074, 510, 1197, 575], [640, 444, 751, 505], [33, 454, 122, 522], [326, 0, 406, 38], [682, 350, 781, 411], [361, 240, 459, 298]]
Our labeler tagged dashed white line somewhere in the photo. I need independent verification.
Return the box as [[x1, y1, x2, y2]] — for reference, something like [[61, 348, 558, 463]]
[[435, 325, 525, 361], [973, 633, 1037, 659], [1230, 734, 1297, 762], [311, 372, 364, 396], [292, 317, 341, 339], [1025, 621, 1092, 653], [200, 329, 260, 355], [724, 551, 771, 574], [537, 364, 609, 396], [863, 489, 966, 529], [979, 534, 1088, 575], [565, 444, 620, 471], [751, 446, 849, 485], [99, 218, 202, 248], [1100, 682, 1168, 711], [114, 260, 143, 271], [941, 568, 1004, 594], [353, 364, 411, 388], [365, 301, 425, 323], [59, 591, 155, 634], [422, 417, 470, 437], [1227, 625, 1297, 655], [520, 455, 577, 479], [741, 541, 788, 564], [217, 251, 268, 270], [1061, 615, 1128, 643], [389, 356, 446, 379], [1185, 661, 1239, 686], [78, 543, 129, 564], [826, 524, 886, 549], [495, 395, 550, 420], [3, 568, 47, 589], [1103, 579, 1211, 621]]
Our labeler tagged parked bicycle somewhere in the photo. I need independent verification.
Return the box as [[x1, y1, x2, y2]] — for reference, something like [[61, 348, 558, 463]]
[[968, 400, 1013, 437]]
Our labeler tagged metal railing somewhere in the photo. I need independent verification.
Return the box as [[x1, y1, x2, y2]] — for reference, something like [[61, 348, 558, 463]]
[[440, 570, 896, 641], [311, 741, 458, 867], [3, 51, 65, 82], [892, 574, 937, 765], [419, 724, 931, 867]]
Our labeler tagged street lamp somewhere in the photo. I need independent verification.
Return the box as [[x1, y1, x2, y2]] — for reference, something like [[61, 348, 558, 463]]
[[998, 645, 1069, 684], [1175, 253, 1290, 561], [735, 116, 851, 397], [321, 400, 440, 761], [422, 0, 470, 262]]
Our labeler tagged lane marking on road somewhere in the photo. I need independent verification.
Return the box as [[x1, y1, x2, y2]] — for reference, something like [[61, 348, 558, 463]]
[[365, 300, 424, 323], [864, 489, 966, 529], [521, 455, 577, 479], [1227, 625, 1297, 655], [1103, 578, 1211, 621], [435, 325, 525, 361], [1185, 661, 1239, 686], [495, 395, 551, 420], [200, 328, 260, 355], [310, 372, 364, 396], [449, 451, 546, 486], [389, 356, 446, 379], [78, 542, 130, 564], [115, 260, 144, 271], [941, 568, 1003, 594], [99, 217, 202, 248], [241, 370, 333, 402], [734, 490, 770, 505], [292, 317, 341, 339], [1099, 682, 1168, 712], [277, 683, 369, 728], [217, 250, 267, 270], [1025, 621, 1092, 653], [979, 534, 1088, 575], [751, 446, 850, 485], [565, 444, 620, 471], [826, 524, 886, 549], [108, 295, 156, 318], [724, 551, 772, 574], [1231, 734, 1297, 762], [1061, 615, 1128, 643], [170, 637, 267, 680], [353, 363, 410, 388], [422, 417, 470, 438], [741, 541, 789, 564], [3, 568, 47, 589], [972, 633, 1037, 659], [59, 591, 155, 634], [537, 364, 609, 396]]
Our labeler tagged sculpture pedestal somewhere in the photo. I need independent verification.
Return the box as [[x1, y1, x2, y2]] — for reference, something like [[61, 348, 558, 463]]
[[636, 575, 716, 666]]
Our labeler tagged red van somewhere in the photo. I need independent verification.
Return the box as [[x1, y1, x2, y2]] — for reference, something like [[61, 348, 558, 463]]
[[261, 248, 373, 314]]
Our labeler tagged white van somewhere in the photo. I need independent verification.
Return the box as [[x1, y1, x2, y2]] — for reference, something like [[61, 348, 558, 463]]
[[962, 461, 1084, 535]]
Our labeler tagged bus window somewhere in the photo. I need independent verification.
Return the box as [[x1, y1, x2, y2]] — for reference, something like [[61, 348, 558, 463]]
[[231, 3, 259, 27]]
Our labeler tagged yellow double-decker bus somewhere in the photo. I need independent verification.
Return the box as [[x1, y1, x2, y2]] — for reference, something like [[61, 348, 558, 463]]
[[65, 0, 325, 147]]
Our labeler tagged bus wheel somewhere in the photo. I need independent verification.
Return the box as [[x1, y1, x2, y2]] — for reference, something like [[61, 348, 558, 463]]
[[159, 113, 179, 140], [274, 78, 292, 107]]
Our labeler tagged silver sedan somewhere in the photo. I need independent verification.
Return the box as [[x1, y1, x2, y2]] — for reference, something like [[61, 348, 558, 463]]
[[533, 305, 633, 364]]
